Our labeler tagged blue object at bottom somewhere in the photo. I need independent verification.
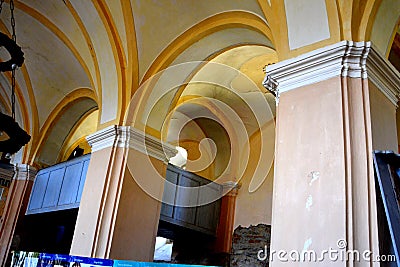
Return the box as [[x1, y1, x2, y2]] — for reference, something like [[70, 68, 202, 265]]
[[114, 260, 219, 267]]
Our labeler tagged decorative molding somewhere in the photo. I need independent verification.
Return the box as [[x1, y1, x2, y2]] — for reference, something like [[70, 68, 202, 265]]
[[263, 41, 371, 100], [14, 164, 37, 181], [367, 45, 400, 107], [222, 181, 241, 196], [86, 125, 178, 162], [86, 125, 121, 152]]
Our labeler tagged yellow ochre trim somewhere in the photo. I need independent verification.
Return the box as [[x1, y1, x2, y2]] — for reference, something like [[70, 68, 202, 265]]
[[386, 16, 400, 58], [64, 0, 102, 122], [0, 93, 11, 113], [92, 0, 126, 127], [256, 0, 272, 23], [281, 0, 340, 59], [357, 0, 382, 41], [14, 1, 96, 93], [20, 65, 39, 162], [28, 88, 97, 164], [60, 136, 89, 162], [57, 107, 97, 162], [0, 21, 37, 163], [141, 11, 274, 84], [126, 12, 274, 130], [167, 44, 275, 121], [121, 0, 139, 102]]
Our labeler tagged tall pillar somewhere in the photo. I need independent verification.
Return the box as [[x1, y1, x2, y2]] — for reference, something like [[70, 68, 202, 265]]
[[263, 41, 399, 265], [70, 126, 177, 261], [0, 164, 37, 266]]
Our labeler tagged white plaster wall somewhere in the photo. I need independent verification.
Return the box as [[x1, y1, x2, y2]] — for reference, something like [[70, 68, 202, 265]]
[[369, 83, 398, 151], [284, 0, 330, 50]]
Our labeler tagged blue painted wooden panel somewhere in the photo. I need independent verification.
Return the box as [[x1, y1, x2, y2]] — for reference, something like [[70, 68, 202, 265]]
[[26, 154, 91, 215], [42, 168, 65, 208], [27, 172, 49, 210], [76, 159, 90, 202], [114, 260, 220, 267], [58, 162, 84, 206]]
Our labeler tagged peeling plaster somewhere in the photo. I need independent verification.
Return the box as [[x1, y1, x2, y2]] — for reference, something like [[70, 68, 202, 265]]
[[309, 171, 320, 186], [306, 195, 313, 211], [303, 238, 312, 251]]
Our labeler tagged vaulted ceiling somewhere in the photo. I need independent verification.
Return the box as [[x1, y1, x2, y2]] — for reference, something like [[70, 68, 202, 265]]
[[0, 0, 397, 167]]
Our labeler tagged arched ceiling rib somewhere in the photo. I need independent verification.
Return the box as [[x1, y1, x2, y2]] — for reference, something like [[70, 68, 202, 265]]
[[63, 0, 101, 91], [92, 0, 127, 124], [140, 11, 273, 84], [171, 28, 273, 66], [105, 0, 128, 61], [0, 93, 9, 114], [371, 0, 400, 55], [138, 45, 277, 139], [132, 0, 266, 81], [0, 97, 7, 114], [16, 0, 96, 89], [0, 4, 92, 127], [67, 1, 115, 124], [60, 109, 99, 161], [0, 0, 397, 166], [0, 19, 35, 138], [29, 88, 97, 162], [36, 98, 98, 167]]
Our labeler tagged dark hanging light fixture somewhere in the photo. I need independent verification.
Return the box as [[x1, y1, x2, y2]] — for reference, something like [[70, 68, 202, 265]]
[[0, 0, 30, 161]]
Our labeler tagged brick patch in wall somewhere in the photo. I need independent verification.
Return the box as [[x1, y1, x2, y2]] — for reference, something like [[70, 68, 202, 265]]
[[231, 224, 271, 267]]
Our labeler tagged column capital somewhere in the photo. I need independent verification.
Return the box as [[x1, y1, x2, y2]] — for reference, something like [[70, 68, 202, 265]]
[[14, 164, 37, 181], [86, 125, 177, 162], [263, 41, 400, 106], [263, 41, 370, 98], [222, 181, 240, 197]]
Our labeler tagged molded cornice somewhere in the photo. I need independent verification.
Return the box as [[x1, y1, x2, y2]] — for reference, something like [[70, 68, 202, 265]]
[[263, 41, 400, 106], [14, 164, 37, 181], [263, 41, 370, 99], [0, 164, 37, 182], [86, 125, 177, 162], [367, 45, 400, 107]]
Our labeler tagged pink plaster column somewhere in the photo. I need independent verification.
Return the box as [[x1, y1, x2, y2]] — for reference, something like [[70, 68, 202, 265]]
[[264, 41, 400, 266], [0, 164, 37, 267], [70, 126, 177, 261], [215, 182, 239, 253]]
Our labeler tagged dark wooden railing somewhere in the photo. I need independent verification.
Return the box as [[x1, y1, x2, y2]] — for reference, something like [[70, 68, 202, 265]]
[[160, 164, 222, 236]]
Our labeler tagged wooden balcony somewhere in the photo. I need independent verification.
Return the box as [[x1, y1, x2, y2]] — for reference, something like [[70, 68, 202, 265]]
[[160, 164, 222, 236], [26, 154, 90, 215], [26, 157, 222, 236]]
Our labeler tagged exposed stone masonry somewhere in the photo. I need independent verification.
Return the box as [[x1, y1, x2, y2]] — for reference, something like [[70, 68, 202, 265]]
[[231, 224, 271, 267]]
